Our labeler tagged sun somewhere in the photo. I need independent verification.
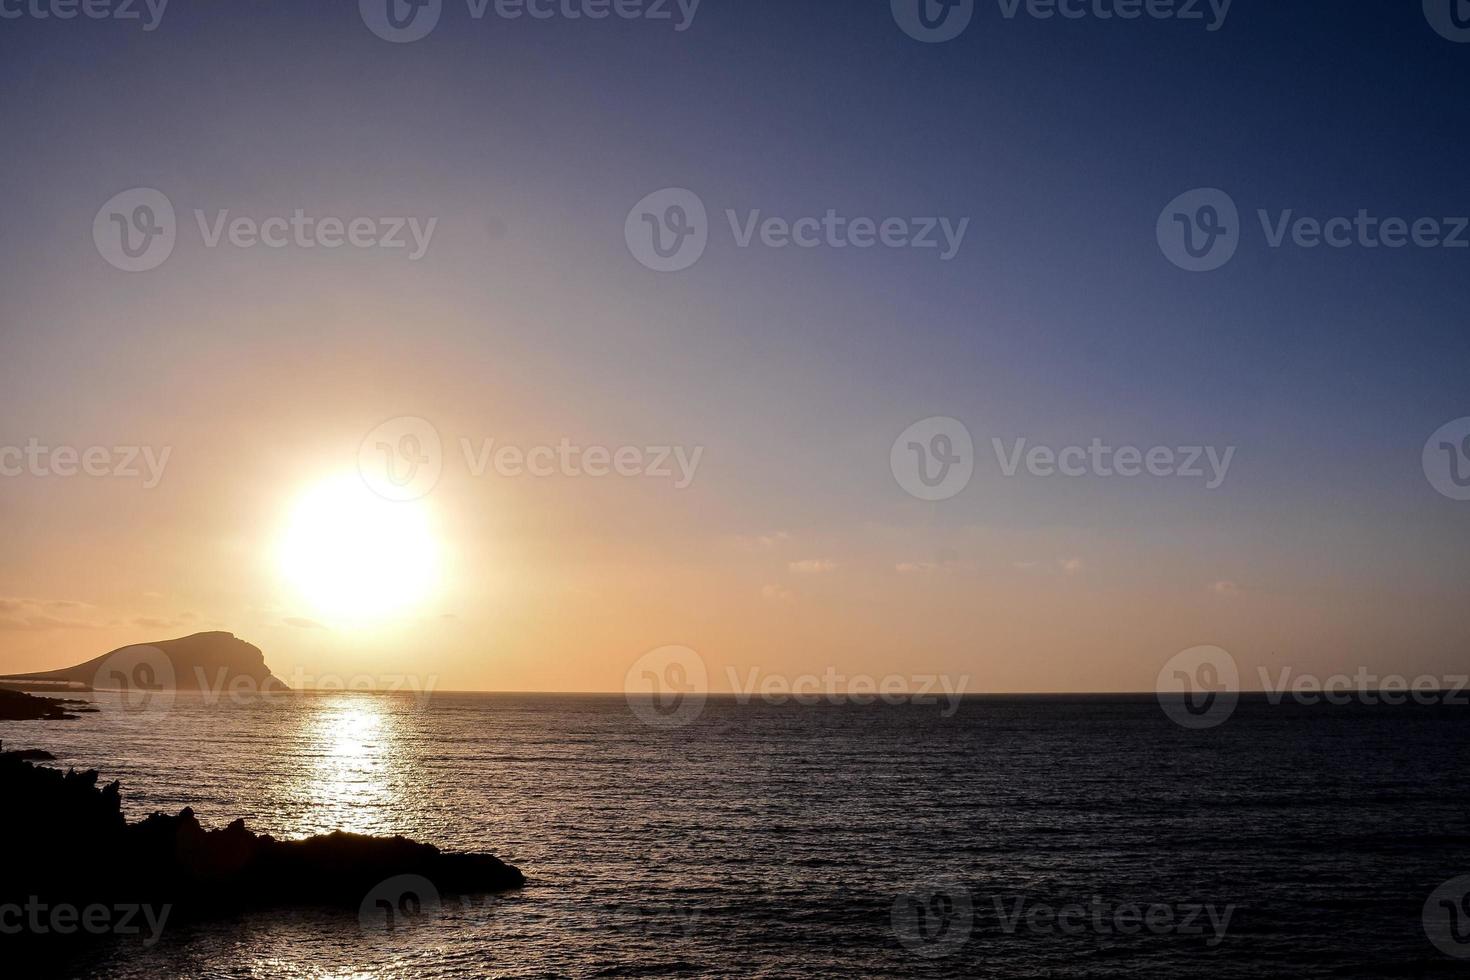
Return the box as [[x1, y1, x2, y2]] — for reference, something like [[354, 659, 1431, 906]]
[[277, 474, 442, 623]]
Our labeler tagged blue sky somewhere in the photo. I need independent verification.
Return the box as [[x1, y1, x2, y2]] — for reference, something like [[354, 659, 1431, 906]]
[[0, 1, 1466, 690]]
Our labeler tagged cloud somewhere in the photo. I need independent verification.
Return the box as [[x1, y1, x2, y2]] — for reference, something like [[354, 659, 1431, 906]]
[[0, 597, 92, 613], [761, 585, 795, 603], [1016, 558, 1085, 576], [130, 615, 204, 631], [0, 597, 106, 631], [284, 616, 329, 630], [731, 531, 791, 551], [896, 551, 972, 576], [788, 559, 837, 574], [1210, 580, 1240, 597], [0, 614, 103, 632]]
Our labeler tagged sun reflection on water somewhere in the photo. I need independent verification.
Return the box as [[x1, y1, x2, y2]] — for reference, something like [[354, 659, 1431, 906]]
[[292, 696, 403, 838]]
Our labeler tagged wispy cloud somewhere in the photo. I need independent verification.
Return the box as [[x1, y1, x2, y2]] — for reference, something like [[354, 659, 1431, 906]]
[[730, 531, 791, 551], [0, 597, 93, 612], [284, 616, 329, 630], [130, 615, 204, 631], [895, 550, 972, 576], [1015, 558, 1085, 576], [788, 559, 837, 575], [0, 597, 106, 631]]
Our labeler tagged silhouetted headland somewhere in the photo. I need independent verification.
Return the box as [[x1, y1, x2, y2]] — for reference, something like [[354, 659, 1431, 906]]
[[0, 751, 524, 955]]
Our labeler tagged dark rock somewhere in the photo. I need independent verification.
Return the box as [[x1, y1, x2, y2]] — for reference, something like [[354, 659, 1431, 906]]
[[0, 743, 57, 761], [0, 753, 523, 952], [0, 688, 80, 721]]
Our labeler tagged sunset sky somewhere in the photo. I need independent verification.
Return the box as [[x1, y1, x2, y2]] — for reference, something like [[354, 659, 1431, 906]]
[[0, 2, 1466, 693]]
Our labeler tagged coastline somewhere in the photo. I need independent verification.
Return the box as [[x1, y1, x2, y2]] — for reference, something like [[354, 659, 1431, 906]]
[[0, 693, 525, 967], [0, 687, 96, 722]]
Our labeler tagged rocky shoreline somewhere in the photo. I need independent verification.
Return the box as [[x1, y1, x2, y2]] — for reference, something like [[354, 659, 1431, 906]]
[[0, 724, 524, 967], [0, 687, 95, 721], [1, 633, 525, 966]]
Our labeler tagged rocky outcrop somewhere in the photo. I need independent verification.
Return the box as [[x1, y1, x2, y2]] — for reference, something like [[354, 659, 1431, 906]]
[[0, 742, 56, 761], [0, 753, 523, 951], [125, 810, 526, 907], [0, 688, 90, 721], [0, 632, 289, 693]]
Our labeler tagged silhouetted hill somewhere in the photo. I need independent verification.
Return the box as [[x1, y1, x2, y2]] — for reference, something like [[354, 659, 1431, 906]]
[[0, 632, 288, 693]]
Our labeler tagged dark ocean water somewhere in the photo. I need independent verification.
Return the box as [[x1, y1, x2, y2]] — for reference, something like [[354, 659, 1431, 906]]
[[5, 692, 1470, 977]]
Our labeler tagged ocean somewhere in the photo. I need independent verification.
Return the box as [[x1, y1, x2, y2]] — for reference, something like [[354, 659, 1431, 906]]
[[5, 691, 1470, 977]]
